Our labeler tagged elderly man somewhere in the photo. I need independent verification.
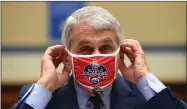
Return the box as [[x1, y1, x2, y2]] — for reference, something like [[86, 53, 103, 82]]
[[11, 6, 186, 109]]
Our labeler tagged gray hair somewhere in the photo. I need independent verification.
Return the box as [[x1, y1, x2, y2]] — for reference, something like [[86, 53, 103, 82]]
[[61, 6, 124, 48]]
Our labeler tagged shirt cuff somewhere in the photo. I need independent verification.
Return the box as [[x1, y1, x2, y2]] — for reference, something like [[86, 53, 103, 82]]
[[136, 73, 166, 101], [25, 83, 52, 109]]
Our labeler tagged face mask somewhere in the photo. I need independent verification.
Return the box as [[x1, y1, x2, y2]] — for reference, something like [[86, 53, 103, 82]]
[[66, 47, 120, 89]]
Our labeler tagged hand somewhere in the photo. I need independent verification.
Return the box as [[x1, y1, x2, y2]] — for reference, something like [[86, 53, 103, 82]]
[[37, 45, 71, 93], [119, 39, 149, 84]]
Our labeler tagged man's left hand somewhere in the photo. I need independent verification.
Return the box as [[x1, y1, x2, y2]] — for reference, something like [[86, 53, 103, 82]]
[[119, 39, 149, 84]]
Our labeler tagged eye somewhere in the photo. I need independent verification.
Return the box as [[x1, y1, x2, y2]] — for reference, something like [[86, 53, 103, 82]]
[[80, 46, 88, 51], [79, 46, 93, 55], [100, 45, 113, 54], [102, 45, 111, 50]]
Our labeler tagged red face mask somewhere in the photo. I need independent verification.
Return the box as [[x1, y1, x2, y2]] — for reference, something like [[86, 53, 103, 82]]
[[66, 48, 120, 89]]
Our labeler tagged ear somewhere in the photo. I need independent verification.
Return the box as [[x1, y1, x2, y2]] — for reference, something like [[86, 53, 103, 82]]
[[116, 51, 125, 71], [63, 54, 72, 73]]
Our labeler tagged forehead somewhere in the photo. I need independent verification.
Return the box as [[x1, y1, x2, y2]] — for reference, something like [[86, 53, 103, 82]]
[[69, 23, 118, 46]]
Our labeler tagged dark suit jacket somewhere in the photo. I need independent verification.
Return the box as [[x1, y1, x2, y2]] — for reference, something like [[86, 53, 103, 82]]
[[11, 74, 186, 109]]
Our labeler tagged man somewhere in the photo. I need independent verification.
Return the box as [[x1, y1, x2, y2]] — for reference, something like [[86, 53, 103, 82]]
[[11, 6, 186, 109]]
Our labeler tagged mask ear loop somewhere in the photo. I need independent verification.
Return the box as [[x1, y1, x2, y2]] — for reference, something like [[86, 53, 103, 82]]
[[114, 47, 120, 83], [65, 47, 76, 79], [65, 47, 74, 57], [114, 47, 120, 55]]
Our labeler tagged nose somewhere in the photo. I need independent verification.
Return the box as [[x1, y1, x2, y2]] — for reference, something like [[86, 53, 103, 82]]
[[92, 49, 101, 55]]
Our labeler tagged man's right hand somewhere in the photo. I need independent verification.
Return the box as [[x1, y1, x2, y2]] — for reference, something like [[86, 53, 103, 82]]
[[37, 45, 71, 93]]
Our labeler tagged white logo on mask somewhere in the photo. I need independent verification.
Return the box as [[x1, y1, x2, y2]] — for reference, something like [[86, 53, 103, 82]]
[[83, 59, 108, 85]]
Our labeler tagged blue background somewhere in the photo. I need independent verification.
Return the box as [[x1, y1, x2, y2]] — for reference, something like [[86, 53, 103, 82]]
[[49, 1, 85, 40]]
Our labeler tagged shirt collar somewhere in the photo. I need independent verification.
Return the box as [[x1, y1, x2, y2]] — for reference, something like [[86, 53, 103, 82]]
[[74, 80, 112, 109]]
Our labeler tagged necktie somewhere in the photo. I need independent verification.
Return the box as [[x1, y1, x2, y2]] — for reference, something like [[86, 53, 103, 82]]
[[89, 95, 103, 109]]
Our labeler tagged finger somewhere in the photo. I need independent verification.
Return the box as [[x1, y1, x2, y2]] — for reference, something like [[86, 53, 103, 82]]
[[41, 57, 56, 75], [58, 65, 71, 84], [44, 45, 65, 56], [45, 45, 66, 68], [55, 45, 67, 60], [124, 47, 135, 63], [119, 50, 125, 61], [53, 51, 67, 68], [120, 45, 135, 63], [120, 39, 143, 53]]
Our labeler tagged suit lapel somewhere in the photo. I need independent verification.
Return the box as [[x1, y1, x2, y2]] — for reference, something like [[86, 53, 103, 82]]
[[111, 75, 136, 109], [57, 76, 79, 109]]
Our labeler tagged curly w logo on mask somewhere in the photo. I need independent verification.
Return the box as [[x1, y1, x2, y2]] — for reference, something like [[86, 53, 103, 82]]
[[66, 47, 120, 89]]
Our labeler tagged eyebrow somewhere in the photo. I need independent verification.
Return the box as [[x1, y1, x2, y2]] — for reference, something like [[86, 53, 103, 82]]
[[100, 37, 113, 44], [77, 36, 114, 47], [78, 39, 92, 47]]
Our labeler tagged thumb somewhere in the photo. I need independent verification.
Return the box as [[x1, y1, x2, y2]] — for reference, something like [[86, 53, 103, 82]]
[[58, 65, 71, 85]]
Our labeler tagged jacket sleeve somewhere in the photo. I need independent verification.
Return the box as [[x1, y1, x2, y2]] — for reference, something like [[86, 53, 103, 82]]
[[10, 84, 35, 109], [11, 102, 35, 109], [143, 87, 186, 109]]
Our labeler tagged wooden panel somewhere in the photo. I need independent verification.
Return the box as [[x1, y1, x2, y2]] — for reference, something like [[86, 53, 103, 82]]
[[2, 83, 187, 109], [2, 85, 23, 109], [2, 2, 47, 46]]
